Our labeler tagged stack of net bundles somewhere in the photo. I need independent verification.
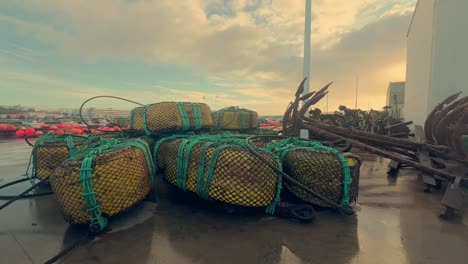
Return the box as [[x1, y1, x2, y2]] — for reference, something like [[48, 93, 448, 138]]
[[50, 138, 155, 232], [31, 133, 98, 180], [154, 135, 281, 213], [263, 137, 361, 207], [130, 102, 213, 134], [213, 107, 258, 130]]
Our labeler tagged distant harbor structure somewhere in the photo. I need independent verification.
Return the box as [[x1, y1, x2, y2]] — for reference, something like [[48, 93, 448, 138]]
[[386, 81, 405, 119]]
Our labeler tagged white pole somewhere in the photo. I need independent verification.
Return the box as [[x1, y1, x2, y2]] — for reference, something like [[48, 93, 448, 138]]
[[300, 0, 312, 139], [355, 75, 358, 109]]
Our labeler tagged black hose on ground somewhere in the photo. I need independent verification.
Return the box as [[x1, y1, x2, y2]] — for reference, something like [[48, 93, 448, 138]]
[[0, 177, 31, 189], [245, 136, 354, 215], [44, 232, 95, 264], [274, 202, 316, 222], [0, 191, 53, 200], [0, 177, 53, 200], [0, 176, 50, 211]]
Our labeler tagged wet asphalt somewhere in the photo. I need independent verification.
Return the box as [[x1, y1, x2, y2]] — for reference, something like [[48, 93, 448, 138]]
[[0, 138, 467, 264]]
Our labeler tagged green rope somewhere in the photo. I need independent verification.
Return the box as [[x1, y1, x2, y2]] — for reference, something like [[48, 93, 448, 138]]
[[129, 108, 135, 129], [265, 137, 352, 206], [153, 134, 193, 172], [213, 107, 256, 130], [30, 133, 94, 178], [175, 139, 199, 191], [195, 142, 215, 197], [80, 154, 108, 231], [142, 105, 151, 135], [65, 136, 76, 158], [125, 139, 156, 183], [265, 155, 283, 215], [75, 138, 155, 231], [249, 111, 254, 128], [240, 111, 246, 129], [199, 144, 231, 200], [176, 103, 190, 130], [215, 109, 225, 128], [191, 103, 203, 129]]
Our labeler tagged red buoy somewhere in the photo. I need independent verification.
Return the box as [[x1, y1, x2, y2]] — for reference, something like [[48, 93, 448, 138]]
[[35, 131, 44, 136], [0, 124, 6, 130], [7, 125, 16, 130], [25, 128, 36, 136], [57, 123, 65, 128], [48, 125, 58, 130], [70, 128, 83, 135], [40, 124, 47, 128], [17, 126, 26, 131], [15, 130, 25, 137], [56, 129, 65, 135]]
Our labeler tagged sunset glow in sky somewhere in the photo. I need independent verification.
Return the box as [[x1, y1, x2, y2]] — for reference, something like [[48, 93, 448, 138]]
[[0, 0, 416, 114]]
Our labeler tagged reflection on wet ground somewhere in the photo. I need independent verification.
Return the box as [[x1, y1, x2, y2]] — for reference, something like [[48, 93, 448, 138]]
[[1, 139, 467, 264]]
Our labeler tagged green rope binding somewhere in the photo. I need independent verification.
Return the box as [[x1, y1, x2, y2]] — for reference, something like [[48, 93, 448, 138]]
[[176, 139, 199, 191], [65, 136, 76, 158], [76, 138, 155, 232], [265, 155, 282, 215], [240, 111, 246, 129], [191, 103, 203, 129], [215, 109, 225, 128], [214, 107, 255, 130], [249, 111, 254, 128], [195, 142, 215, 197], [30, 133, 94, 178], [129, 108, 135, 129], [142, 105, 151, 135], [126, 139, 156, 183], [176, 103, 190, 131], [80, 154, 108, 232], [266, 137, 352, 207], [199, 144, 231, 200], [153, 135, 193, 173]]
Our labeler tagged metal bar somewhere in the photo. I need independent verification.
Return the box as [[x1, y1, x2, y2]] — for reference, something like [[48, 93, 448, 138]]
[[302, 123, 464, 182]]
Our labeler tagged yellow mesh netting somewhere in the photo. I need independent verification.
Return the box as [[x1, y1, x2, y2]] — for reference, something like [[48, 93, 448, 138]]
[[50, 145, 151, 224], [145, 102, 213, 133], [283, 150, 361, 207], [156, 139, 278, 208], [213, 108, 258, 130]]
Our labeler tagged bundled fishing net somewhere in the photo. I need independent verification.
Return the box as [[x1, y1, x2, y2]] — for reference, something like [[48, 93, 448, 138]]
[[129, 106, 145, 131], [262, 137, 361, 207], [213, 107, 258, 130], [50, 138, 155, 231], [130, 102, 213, 134], [154, 135, 281, 212], [31, 133, 98, 180], [110, 117, 130, 127]]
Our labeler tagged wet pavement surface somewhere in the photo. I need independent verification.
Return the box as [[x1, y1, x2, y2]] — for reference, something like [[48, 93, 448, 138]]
[[1, 138, 467, 264]]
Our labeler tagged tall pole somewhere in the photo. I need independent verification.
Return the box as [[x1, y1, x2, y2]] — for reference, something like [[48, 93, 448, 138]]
[[355, 75, 358, 109], [300, 0, 312, 139], [326, 93, 329, 113], [303, 0, 311, 96]]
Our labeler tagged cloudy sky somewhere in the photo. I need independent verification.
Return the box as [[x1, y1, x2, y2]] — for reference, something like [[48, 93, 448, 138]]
[[0, 0, 416, 114]]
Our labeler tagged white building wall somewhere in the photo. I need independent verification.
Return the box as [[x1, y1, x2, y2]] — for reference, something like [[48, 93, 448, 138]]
[[405, 0, 468, 127], [429, 0, 468, 111], [405, 0, 435, 126]]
